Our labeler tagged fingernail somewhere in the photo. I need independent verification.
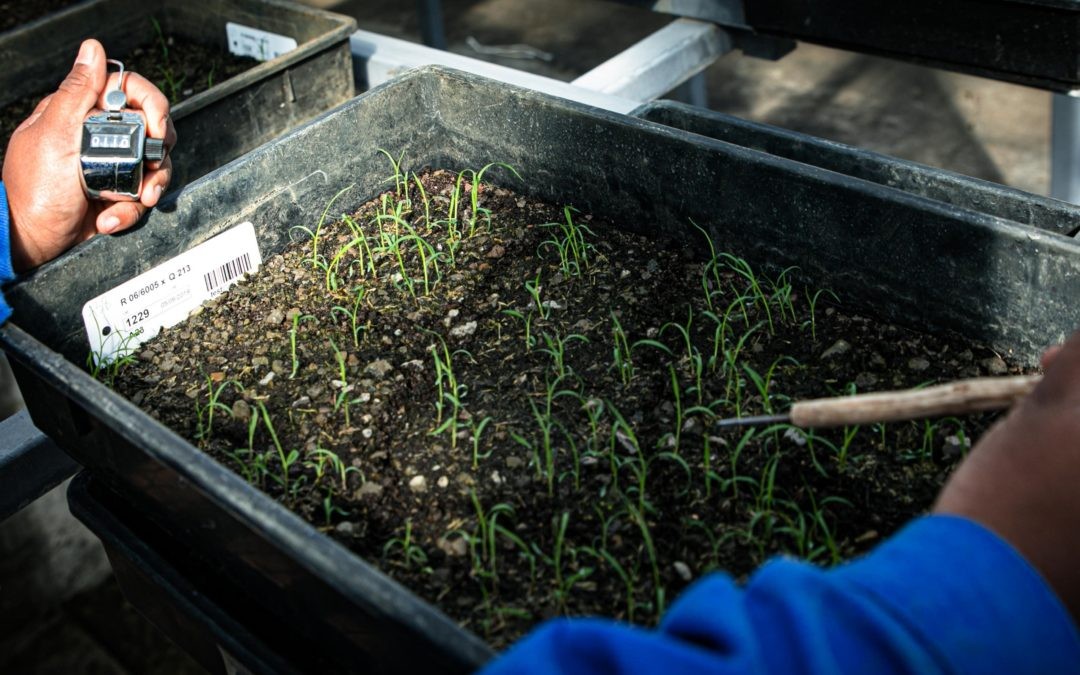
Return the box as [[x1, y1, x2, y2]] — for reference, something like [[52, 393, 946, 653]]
[[76, 41, 94, 66], [155, 184, 163, 200], [101, 215, 121, 233]]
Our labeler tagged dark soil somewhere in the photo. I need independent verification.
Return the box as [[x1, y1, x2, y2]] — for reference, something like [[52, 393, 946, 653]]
[[112, 165, 1031, 648], [0, 0, 82, 33], [0, 18, 253, 168]]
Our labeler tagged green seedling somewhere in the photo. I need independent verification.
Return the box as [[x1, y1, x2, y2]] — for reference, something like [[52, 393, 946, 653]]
[[610, 311, 634, 386], [539, 206, 594, 276], [467, 162, 523, 236], [690, 220, 724, 312], [720, 253, 774, 334], [502, 308, 537, 351], [195, 375, 243, 442], [288, 312, 317, 378], [525, 270, 549, 319], [328, 337, 358, 428], [253, 400, 299, 495], [377, 148, 409, 199], [427, 331, 472, 448], [383, 519, 431, 572], [469, 415, 494, 470], [538, 330, 588, 381], [803, 287, 839, 341], [331, 287, 368, 349]]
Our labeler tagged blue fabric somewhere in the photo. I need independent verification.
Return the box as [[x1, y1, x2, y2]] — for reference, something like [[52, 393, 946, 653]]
[[0, 182, 13, 323], [480, 515, 1080, 674]]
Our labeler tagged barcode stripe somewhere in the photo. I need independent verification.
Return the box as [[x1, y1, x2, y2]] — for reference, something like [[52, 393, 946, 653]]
[[204, 253, 252, 292]]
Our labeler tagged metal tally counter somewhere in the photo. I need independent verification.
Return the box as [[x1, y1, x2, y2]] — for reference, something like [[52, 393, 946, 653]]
[[79, 59, 166, 200]]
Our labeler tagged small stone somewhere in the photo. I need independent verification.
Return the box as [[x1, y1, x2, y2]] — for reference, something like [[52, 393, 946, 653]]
[[365, 359, 394, 378], [409, 475, 428, 493], [869, 353, 886, 368], [821, 339, 851, 359], [291, 396, 311, 408], [491, 470, 503, 485], [258, 371, 275, 386], [209, 371, 225, 383], [505, 456, 524, 469], [907, 357, 931, 372], [450, 321, 478, 338], [362, 428, 374, 439], [439, 536, 468, 557], [981, 355, 1008, 375], [673, 561, 692, 582], [231, 399, 251, 423], [264, 308, 285, 325], [159, 355, 177, 372], [783, 427, 807, 447], [252, 356, 269, 368], [335, 521, 356, 537], [957, 349, 974, 363], [356, 482, 383, 499], [486, 244, 506, 259], [437, 476, 449, 489], [285, 307, 303, 322], [855, 372, 878, 389]]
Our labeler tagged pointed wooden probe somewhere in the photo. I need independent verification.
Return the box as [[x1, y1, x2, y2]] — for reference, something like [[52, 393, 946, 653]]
[[714, 374, 1042, 429]]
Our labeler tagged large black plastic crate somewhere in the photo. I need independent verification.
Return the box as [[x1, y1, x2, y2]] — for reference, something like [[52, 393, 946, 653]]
[[0, 0, 356, 190], [4, 66, 1080, 673]]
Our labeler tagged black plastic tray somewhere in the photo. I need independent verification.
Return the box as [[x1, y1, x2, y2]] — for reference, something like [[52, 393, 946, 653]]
[[4, 66, 1080, 672], [632, 99, 1080, 237], [0, 0, 356, 191]]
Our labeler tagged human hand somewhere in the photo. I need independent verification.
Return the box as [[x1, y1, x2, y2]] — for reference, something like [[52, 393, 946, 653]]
[[935, 331, 1080, 619], [3, 39, 176, 272]]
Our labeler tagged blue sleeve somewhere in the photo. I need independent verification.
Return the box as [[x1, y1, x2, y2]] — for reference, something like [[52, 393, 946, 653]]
[[480, 515, 1080, 675], [0, 181, 14, 323]]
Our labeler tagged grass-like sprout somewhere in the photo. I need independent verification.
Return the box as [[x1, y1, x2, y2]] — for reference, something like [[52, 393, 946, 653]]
[[501, 308, 536, 351], [768, 266, 800, 326], [292, 184, 356, 271], [610, 311, 634, 386], [305, 446, 361, 491], [691, 220, 724, 313], [412, 172, 431, 227], [378, 148, 409, 199], [427, 331, 472, 448], [150, 17, 187, 103], [288, 312, 317, 378], [539, 206, 595, 277], [469, 415, 494, 470], [624, 499, 664, 617], [720, 252, 774, 334], [467, 162, 523, 237], [86, 323, 143, 388], [383, 520, 430, 572], [524, 271, 549, 320], [331, 287, 368, 349], [538, 330, 588, 381], [328, 337, 357, 428], [195, 375, 243, 443], [253, 400, 299, 495], [803, 287, 839, 342], [537, 511, 592, 613]]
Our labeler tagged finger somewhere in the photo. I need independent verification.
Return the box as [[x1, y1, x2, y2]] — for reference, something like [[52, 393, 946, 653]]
[[108, 70, 171, 140], [96, 200, 147, 235], [1028, 330, 1080, 406], [139, 157, 172, 207], [1041, 344, 1063, 371], [41, 39, 106, 126]]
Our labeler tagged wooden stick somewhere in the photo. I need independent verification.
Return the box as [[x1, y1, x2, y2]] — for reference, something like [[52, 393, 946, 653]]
[[789, 374, 1042, 428]]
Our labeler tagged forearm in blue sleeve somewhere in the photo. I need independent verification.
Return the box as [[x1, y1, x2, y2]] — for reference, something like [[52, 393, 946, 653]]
[[480, 515, 1080, 675], [0, 182, 13, 323]]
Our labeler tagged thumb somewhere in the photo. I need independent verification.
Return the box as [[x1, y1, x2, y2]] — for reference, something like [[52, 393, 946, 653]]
[[42, 39, 106, 124]]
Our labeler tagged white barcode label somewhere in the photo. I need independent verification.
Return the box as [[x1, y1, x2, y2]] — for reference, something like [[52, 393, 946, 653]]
[[225, 22, 297, 61], [82, 222, 262, 366], [204, 252, 253, 292]]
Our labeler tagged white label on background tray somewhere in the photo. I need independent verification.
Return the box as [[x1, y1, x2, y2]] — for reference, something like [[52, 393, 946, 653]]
[[226, 22, 297, 61], [82, 222, 262, 366]]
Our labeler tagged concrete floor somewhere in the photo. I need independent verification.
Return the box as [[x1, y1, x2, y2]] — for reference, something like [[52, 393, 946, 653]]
[[0, 0, 1059, 672]]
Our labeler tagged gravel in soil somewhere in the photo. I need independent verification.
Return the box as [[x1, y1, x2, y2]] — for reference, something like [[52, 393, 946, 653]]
[[0, 19, 253, 167], [111, 164, 1031, 648]]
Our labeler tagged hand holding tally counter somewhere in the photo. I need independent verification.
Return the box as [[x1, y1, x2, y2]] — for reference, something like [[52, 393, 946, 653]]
[[3, 38, 175, 273]]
